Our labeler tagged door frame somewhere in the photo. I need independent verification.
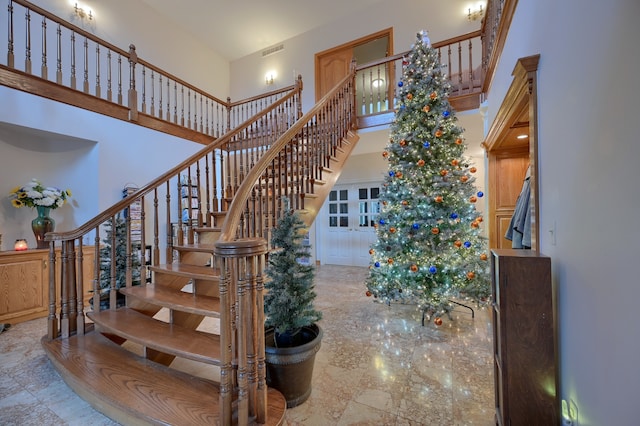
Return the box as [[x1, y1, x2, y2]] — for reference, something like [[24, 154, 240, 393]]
[[314, 28, 394, 102]]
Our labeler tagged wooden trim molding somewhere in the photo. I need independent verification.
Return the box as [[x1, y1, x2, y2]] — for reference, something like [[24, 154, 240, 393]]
[[484, 54, 540, 250]]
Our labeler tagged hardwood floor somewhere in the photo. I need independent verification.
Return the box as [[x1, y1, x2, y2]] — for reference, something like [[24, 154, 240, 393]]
[[0, 265, 494, 425]]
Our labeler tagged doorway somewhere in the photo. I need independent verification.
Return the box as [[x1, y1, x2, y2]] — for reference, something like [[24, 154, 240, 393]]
[[484, 55, 540, 250], [318, 183, 381, 266], [314, 28, 393, 102]]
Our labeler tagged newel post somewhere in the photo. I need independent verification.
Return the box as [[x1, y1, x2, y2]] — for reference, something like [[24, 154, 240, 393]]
[[214, 238, 269, 425], [128, 44, 138, 121]]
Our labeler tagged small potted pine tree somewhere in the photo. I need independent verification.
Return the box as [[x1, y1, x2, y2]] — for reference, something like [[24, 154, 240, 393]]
[[264, 196, 323, 408]]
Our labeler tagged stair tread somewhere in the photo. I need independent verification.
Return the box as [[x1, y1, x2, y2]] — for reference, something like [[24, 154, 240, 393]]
[[173, 243, 217, 253], [42, 332, 287, 425], [87, 308, 221, 365], [120, 284, 221, 317], [42, 332, 222, 425], [149, 263, 220, 280]]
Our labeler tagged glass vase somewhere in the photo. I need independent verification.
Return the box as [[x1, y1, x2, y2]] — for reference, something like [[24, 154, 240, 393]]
[[32, 206, 55, 249]]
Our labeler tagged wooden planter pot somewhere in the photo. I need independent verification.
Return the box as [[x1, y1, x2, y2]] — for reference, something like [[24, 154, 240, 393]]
[[264, 324, 323, 408]]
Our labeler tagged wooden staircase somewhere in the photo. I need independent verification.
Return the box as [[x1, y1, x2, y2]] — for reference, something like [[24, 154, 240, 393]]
[[40, 86, 360, 424]]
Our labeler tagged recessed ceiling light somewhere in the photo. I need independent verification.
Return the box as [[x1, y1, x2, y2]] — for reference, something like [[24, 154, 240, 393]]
[[517, 134, 528, 139]]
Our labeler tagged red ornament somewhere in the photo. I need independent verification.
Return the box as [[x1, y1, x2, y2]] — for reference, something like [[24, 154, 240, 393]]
[[476, 216, 484, 222], [471, 221, 480, 228], [440, 169, 448, 176], [407, 93, 413, 100], [434, 317, 443, 326], [396, 172, 403, 178], [470, 167, 477, 173], [460, 176, 469, 183], [423, 105, 430, 113], [454, 240, 462, 248], [430, 91, 437, 100], [451, 159, 459, 166], [399, 139, 406, 146], [387, 258, 394, 264], [480, 253, 488, 261], [369, 248, 375, 255], [435, 130, 443, 138], [431, 227, 440, 235], [470, 196, 478, 203], [402, 200, 408, 206], [390, 227, 396, 233], [410, 264, 418, 272], [366, 290, 372, 297], [455, 138, 463, 145], [382, 151, 389, 158], [434, 196, 443, 203], [417, 159, 425, 167], [466, 271, 476, 280]]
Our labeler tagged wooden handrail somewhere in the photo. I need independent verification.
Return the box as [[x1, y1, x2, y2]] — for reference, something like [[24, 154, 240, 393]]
[[45, 79, 302, 242], [355, 30, 483, 72], [218, 67, 356, 242]]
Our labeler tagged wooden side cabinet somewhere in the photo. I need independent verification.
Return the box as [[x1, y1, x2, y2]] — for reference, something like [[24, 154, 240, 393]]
[[0, 248, 96, 325], [491, 249, 559, 425]]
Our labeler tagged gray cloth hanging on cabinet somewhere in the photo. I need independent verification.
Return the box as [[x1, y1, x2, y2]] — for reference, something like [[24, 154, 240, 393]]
[[505, 167, 531, 249]]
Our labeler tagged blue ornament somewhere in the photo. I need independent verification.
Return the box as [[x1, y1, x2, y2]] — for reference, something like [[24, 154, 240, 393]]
[[375, 262, 381, 268], [464, 241, 472, 248], [398, 81, 404, 87], [450, 212, 458, 219], [423, 141, 431, 149], [477, 191, 484, 198], [443, 111, 450, 118], [379, 219, 386, 225], [389, 171, 395, 177], [412, 223, 420, 229], [429, 266, 437, 274], [400, 105, 406, 111]]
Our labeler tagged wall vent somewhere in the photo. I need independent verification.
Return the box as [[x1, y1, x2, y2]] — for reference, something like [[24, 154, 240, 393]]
[[262, 44, 284, 57]]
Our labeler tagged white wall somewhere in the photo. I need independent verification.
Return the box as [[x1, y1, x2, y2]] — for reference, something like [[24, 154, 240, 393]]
[[486, 0, 640, 423], [0, 86, 202, 250]]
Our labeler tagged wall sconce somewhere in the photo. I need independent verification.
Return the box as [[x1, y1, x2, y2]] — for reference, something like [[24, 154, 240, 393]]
[[14, 239, 28, 251], [265, 71, 276, 85], [371, 78, 385, 89], [467, 4, 484, 21], [74, 2, 93, 21]]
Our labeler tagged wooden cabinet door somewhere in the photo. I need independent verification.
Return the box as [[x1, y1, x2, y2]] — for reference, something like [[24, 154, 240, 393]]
[[0, 250, 47, 323]]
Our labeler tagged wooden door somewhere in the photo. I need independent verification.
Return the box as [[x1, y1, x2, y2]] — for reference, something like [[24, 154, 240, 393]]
[[315, 28, 393, 102]]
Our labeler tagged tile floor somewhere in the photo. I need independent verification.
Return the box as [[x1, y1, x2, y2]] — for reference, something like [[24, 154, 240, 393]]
[[0, 265, 495, 425]]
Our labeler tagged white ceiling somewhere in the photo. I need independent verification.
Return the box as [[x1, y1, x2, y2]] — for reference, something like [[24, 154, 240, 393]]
[[136, 0, 478, 61]]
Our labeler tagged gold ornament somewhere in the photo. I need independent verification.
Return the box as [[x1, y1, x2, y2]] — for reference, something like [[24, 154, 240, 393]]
[[470, 196, 477, 203], [417, 159, 425, 167], [407, 93, 413, 100], [423, 105, 430, 113], [382, 151, 389, 158], [451, 159, 459, 166], [454, 240, 462, 248], [470, 167, 477, 173], [460, 176, 469, 183], [396, 172, 403, 178], [435, 195, 443, 203], [387, 258, 394, 264], [399, 139, 406, 146], [466, 271, 476, 280], [455, 138, 463, 145], [366, 290, 372, 297], [440, 169, 448, 176], [434, 317, 443, 326], [480, 253, 488, 261], [431, 227, 440, 235], [435, 130, 443, 138], [410, 264, 418, 272], [390, 227, 396, 233], [430, 91, 437, 100], [369, 248, 375, 255]]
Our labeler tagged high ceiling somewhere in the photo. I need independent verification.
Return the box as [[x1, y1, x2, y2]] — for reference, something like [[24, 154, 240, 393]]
[[136, 0, 476, 61]]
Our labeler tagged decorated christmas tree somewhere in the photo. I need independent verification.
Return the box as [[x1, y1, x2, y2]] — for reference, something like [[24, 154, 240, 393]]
[[365, 31, 490, 324]]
